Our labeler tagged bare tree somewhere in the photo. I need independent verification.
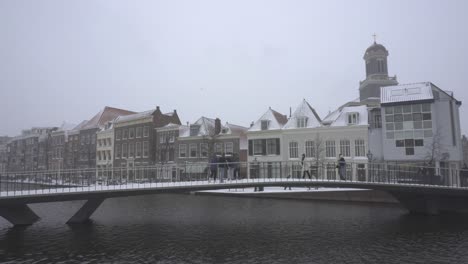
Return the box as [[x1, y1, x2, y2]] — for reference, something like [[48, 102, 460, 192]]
[[201, 124, 221, 160], [425, 127, 448, 166], [312, 133, 325, 165]]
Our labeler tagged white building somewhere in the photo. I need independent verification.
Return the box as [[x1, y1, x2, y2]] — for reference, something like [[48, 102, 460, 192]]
[[247, 101, 369, 180], [376, 82, 462, 172], [96, 122, 114, 179]]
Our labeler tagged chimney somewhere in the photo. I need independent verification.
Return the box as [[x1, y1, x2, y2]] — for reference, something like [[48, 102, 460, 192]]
[[250, 121, 254, 128], [155, 106, 160, 112], [214, 118, 221, 135], [289, 107, 292, 118]]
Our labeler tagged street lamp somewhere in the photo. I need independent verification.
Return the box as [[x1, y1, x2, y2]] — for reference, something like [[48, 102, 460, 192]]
[[367, 150, 373, 182]]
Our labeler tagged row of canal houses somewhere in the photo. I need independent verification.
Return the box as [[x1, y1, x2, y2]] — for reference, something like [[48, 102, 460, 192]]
[[1, 41, 464, 181]]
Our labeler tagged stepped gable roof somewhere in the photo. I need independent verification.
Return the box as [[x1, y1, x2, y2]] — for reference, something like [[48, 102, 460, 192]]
[[322, 105, 368, 127], [283, 99, 322, 129], [82, 106, 135, 130], [249, 108, 288, 131]]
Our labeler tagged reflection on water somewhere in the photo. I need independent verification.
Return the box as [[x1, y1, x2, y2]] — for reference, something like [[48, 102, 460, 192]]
[[1, 193, 468, 263]]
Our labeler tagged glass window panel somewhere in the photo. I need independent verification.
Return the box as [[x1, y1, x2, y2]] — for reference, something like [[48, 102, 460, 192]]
[[424, 130, 433, 138], [405, 139, 414, 147], [423, 121, 432, 129], [422, 103, 431, 112], [423, 113, 432, 121], [405, 147, 415, 155], [394, 106, 402, 114], [403, 105, 412, 113], [395, 131, 405, 139], [385, 107, 393, 114], [403, 121, 413, 130], [412, 113, 422, 121], [386, 123, 394, 131], [396, 140, 404, 147], [414, 121, 423, 129], [394, 114, 403, 122], [414, 130, 424, 138], [415, 139, 424, 147], [386, 115, 394, 122], [403, 114, 412, 121], [412, 104, 422, 112], [395, 122, 403, 130], [386, 132, 394, 139], [405, 131, 414, 138]]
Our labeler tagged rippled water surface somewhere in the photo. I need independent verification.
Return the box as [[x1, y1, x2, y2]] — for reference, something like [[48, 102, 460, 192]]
[[1, 193, 468, 264]]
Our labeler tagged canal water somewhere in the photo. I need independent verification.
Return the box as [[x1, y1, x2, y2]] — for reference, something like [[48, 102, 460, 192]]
[[1, 191, 468, 263]]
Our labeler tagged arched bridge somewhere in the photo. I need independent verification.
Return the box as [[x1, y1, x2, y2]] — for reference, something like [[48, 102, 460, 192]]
[[1, 161, 468, 226]]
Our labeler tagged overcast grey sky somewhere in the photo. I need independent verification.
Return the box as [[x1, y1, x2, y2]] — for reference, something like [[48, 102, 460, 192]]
[[1, 0, 467, 136]]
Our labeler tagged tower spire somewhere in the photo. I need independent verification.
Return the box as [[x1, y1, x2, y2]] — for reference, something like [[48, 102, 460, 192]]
[[372, 33, 377, 44]]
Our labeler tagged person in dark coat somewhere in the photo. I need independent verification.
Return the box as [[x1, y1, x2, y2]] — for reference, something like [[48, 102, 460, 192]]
[[231, 153, 240, 180], [337, 154, 346, 180], [218, 153, 228, 183], [210, 155, 218, 181]]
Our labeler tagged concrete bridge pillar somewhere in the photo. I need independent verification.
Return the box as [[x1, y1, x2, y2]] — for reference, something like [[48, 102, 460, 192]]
[[0, 204, 40, 226], [66, 198, 105, 224]]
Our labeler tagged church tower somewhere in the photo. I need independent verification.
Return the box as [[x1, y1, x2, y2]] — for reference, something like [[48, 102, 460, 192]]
[[359, 39, 398, 103]]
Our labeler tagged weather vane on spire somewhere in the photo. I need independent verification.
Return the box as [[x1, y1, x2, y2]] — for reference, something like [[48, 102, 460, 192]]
[[372, 33, 377, 43]]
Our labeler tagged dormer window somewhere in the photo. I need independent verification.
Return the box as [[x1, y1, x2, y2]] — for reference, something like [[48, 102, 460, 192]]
[[347, 113, 359, 125], [261, 120, 270, 130], [189, 125, 200, 137], [297, 117, 308, 128]]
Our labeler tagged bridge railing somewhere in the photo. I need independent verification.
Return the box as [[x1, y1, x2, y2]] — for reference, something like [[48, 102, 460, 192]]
[[0, 161, 465, 197]]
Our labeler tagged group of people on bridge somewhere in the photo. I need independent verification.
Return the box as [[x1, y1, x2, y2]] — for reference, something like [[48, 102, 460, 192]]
[[209, 153, 240, 183]]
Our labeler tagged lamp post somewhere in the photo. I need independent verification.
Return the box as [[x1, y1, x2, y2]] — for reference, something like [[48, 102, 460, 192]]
[[366, 150, 373, 182]]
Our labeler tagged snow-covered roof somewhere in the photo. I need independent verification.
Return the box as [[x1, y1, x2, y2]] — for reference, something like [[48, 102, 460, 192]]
[[283, 99, 322, 129], [248, 108, 288, 132], [114, 110, 154, 124], [179, 117, 247, 138], [381, 82, 433, 104], [82, 106, 135, 130], [322, 105, 368, 127]]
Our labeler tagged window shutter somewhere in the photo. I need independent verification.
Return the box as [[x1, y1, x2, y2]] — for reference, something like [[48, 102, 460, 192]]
[[275, 138, 280, 155], [262, 139, 267, 155], [248, 140, 253, 156]]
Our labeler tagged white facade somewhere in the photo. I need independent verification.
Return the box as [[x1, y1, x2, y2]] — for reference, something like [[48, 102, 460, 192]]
[[247, 101, 369, 179], [96, 125, 114, 173]]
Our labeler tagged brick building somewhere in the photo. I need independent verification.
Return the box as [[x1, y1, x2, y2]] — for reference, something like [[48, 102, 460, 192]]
[[6, 127, 57, 172], [0, 136, 11, 173], [77, 107, 135, 169], [113, 106, 181, 175]]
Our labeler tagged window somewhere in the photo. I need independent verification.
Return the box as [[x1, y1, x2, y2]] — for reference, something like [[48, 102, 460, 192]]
[[215, 143, 223, 154], [374, 115, 382, 128], [415, 139, 424, 147], [143, 141, 149, 158], [136, 142, 142, 158], [160, 135, 166, 144], [122, 143, 127, 158], [289, 141, 298, 159], [305, 140, 315, 158], [179, 144, 186, 158], [190, 125, 200, 137], [129, 128, 135, 139], [190, 144, 197, 157], [201, 143, 208, 157], [123, 129, 128, 140], [326, 140, 336, 158], [266, 138, 278, 155], [97, 151, 101, 161], [339, 139, 351, 157], [225, 142, 234, 154], [169, 135, 175, 143], [347, 113, 359, 125], [136, 127, 142, 138], [168, 148, 174, 161], [143, 126, 149, 137], [355, 139, 365, 157], [406, 147, 414, 155], [129, 143, 134, 158], [297, 117, 308, 128], [253, 140, 263, 155], [261, 120, 269, 130]]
